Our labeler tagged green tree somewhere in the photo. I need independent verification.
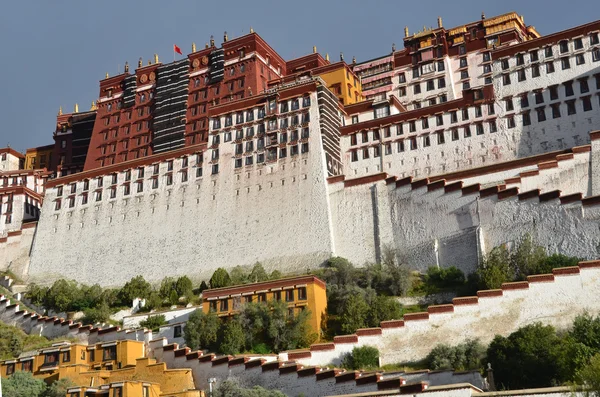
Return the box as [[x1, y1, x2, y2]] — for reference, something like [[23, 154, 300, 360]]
[[540, 254, 580, 273], [198, 281, 209, 293], [382, 246, 412, 296], [322, 257, 355, 286], [44, 378, 76, 397], [367, 295, 402, 327], [341, 346, 380, 370], [81, 301, 112, 325], [214, 380, 285, 397], [184, 309, 220, 351], [220, 320, 245, 355], [2, 370, 47, 397], [175, 276, 194, 299], [210, 268, 232, 289], [511, 234, 547, 279], [139, 315, 167, 331], [118, 276, 152, 306], [144, 291, 163, 311], [44, 279, 80, 313], [159, 277, 176, 300], [478, 245, 513, 289], [25, 283, 48, 307], [74, 284, 103, 311], [340, 294, 369, 334], [269, 270, 282, 280], [230, 266, 249, 285], [577, 353, 600, 397], [425, 339, 486, 371], [249, 263, 269, 283], [487, 323, 571, 389]]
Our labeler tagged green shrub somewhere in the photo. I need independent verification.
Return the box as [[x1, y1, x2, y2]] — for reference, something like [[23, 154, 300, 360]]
[[139, 314, 167, 331], [1, 370, 47, 397], [425, 339, 485, 371], [342, 346, 380, 370], [210, 268, 232, 289], [425, 266, 465, 289]]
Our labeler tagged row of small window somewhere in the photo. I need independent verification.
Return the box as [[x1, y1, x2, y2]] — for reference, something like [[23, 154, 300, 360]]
[[215, 113, 311, 131], [54, 171, 202, 210], [56, 156, 201, 197], [209, 287, 308, 312], [212, 97, 311, 129], [500, 33, 600, 70], [350, 122, 498, 161], [213, 129, 310, 148], [1, 176, 28, 186], [401, 77, 447, 96], [101, 123, 151, 139], [232, 144, 309, 168], [502, 51, 600, 86], [100, 135, 150, 154], [505, 78, 600, 111], [517, 96, 597, 125], [351, 104, 495, 145]]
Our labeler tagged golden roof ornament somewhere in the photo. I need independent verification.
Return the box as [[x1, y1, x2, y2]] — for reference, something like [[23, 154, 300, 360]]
[[340, 52, 344, 62], [148, 60, 151, 65], [325, 53, 329, 61], [392, 43, 396, 52], [74, 103, 79, 113], [482, 12, 486, 19], [124, 62, 129, 73], [154, 54, 159, 64], [224, 31, 228, 42], [105, 72, 109, 79], [210, 35, 215, 47], [438, 16, 443, 28], [250, 26, 254, 33], [90, 101, 97, 111], [352, 56, 356, 65], [205, 43, 209, 49], [404, 26, 409, 37], [313, 46, 317, 54], [138, 57, 143, 68], [192, 42, 196, 52], [58, 106, 63, 116]]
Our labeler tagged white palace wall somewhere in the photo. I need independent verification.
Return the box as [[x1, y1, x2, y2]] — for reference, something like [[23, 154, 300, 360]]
[[28, 91, 336, 286]]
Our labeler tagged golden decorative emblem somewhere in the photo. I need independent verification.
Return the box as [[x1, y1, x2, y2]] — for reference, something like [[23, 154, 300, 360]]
[[192, 58, 200, 68], [201, 56, 209, 65], [149, 72, 156, 82], [140, 74, 148, 83]]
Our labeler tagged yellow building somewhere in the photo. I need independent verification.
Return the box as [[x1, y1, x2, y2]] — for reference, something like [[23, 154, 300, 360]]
[[201, 275, 327, 332], [24, 144, 54, 170], [0, 340, 202, 397], [314, 62, 364, 105]]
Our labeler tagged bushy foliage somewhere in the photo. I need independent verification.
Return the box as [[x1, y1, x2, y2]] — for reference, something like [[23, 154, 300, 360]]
[[425, 339, 485, 371], [118, 275, 152, 306], [44, 378, 76, 397], [81, 301, 112, 325], [249, 263, 269, 283], [213, 380, 285, 397], [0, 322, 52, 360], [341, 346, 380, 370], [577, 353, 600, 397], [1, 370, 47, 397], [175, 276, 194, 299], [477, 245, 513, 289], [425, 266, 466, 289], [210, 268, 232, 289], [139, 314, 167, 331], [184, 309, 220, 351], [219, 320, 245, 355]]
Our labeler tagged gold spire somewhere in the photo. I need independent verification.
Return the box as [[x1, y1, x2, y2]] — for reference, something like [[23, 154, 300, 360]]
[[250, 26, 254, 33], [481, 11, 486, 19], [404, 26, 409, 37], [224, 31, 228, 42], [205, 43, 209, 49], [138, 57, 143, 68], [105, 72, 109, 79], [325, 53, 329, 61], [154, 54, 159, 64], [58, 106, 63, 116], [210, 35, 215, 47], [148, 60, 152, 65], [74, 103, 79, 113], [90, 101, 97, 111], [312, 46, 317, 54], [192, 42, 196, 52], [437, 16, 443, 28], [124, 61, 129, 73]]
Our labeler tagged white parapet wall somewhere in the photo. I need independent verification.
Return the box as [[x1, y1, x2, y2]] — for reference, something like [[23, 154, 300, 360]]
[[284, 261, 600, 367], [122, 306, 199, 329]]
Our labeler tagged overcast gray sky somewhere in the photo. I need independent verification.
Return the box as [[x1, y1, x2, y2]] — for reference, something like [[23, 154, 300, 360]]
[[1, 0, 599, 153]]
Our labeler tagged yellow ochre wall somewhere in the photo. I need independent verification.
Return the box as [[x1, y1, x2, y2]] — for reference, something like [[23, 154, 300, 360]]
[[318, 65, 364, 105]]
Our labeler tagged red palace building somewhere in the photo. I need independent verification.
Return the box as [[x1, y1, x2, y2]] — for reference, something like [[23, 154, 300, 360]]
[[83, 32, 289, 172]]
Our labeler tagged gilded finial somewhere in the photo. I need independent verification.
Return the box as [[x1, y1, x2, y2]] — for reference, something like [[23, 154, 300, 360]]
[[205, 43, 209, 49], [250, 26, 254, 33], [105, 72, 109, 79], [404, 26, 409, 38], [192, 42, 196, 52], [224, 31, 228, 42], [124, 61, 129, 73], [325, 53, 329, 61], [438, 16, 443, 28], [90, 101, 97, 111], [74, 103, 79, 113], [313, 46, 317, 54], [210, 35, 215, 47], [340, 52, 344, 62], [138, 57, 143, 68], [154, 54, 159, 64], [58, 106, 63, 116]]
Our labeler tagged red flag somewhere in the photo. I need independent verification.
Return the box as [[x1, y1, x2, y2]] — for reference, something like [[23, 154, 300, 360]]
[[174, 44, 182, 55]]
